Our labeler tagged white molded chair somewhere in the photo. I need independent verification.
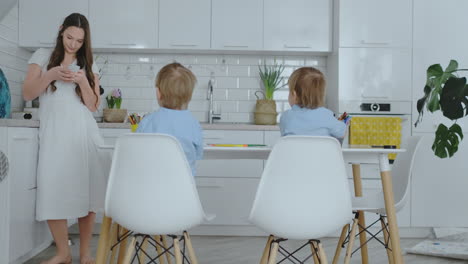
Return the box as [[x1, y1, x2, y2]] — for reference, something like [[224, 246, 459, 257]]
[[105, 133, 211, 264], [249, 136, 356, 264], [333, 136, 423, 263]]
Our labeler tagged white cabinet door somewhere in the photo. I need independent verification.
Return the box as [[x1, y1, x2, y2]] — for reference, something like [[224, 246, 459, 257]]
[[7, 127, 43, 262], [19, 0, 88, 47], [159, 0, 211, 49], [211, 0, 263, 50], [0, 128, 9, 263], [89, 0, 158, 49], [263, 0, 331, 52], [411, 134, 468, 227], [412, 0, 468, 133], [338, 48, 412, 102], [196, 177, 260, 225], [339, 0, 411, 48]]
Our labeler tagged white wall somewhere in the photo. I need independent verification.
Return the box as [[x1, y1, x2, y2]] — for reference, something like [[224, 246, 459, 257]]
[[0, 3, 31, 112], [96, 53, 327, 123]]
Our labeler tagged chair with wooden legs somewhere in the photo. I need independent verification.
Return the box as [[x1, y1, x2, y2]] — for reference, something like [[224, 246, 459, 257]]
[[104, 133, 214, 264], [249, 136, 356, 264], [333, 136, 422, 263]]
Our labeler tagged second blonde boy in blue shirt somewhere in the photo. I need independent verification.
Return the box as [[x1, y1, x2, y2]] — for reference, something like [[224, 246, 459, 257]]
[[137, 62, 203, 176], [280, 67, 346, 139]]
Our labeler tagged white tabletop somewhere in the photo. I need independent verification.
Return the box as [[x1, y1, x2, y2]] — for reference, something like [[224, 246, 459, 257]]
[[99, 144, 405, 163]]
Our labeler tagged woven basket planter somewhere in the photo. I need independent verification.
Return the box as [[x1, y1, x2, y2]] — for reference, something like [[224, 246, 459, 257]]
[[103, 108, 127, 123], [254, 99, 277, 125]]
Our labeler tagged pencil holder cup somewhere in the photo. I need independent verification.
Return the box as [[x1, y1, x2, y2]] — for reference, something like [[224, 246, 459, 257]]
[[131, 124, 138, 132]]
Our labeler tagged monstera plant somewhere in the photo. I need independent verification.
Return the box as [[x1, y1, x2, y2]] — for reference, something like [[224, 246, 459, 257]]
[[415, 60, 468, 158]]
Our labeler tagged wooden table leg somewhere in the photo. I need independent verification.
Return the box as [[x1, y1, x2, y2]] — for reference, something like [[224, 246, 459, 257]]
[[352, 164, 369, 264], [379, 154, 404, 264], [96, 214, 112, 264]]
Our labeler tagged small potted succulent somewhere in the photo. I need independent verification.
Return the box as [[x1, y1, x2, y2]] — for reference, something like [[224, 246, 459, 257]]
[[103, 88, 127, 123], [255, 60, 285, 125]]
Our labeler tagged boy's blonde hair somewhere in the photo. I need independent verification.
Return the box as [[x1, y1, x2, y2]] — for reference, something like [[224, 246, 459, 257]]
[[288, 67, 325, 109], [156, 62, 196, 109]]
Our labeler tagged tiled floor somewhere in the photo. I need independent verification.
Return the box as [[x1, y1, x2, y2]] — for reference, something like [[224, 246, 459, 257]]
[[26, 235, 468, 263]]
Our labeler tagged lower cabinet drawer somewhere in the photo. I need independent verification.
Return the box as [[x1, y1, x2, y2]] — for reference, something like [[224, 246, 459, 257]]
[[195, 177, 260, 226]]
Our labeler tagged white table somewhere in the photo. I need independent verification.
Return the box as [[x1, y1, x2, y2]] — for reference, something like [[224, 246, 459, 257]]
[[96, 144, 406, 264]]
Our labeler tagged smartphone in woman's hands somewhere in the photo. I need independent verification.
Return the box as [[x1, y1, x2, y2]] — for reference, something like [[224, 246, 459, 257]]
[[68, 64, 80, 73]]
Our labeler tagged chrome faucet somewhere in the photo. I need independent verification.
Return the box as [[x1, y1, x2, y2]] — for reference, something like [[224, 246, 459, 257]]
[[207, 75, 221, 124]]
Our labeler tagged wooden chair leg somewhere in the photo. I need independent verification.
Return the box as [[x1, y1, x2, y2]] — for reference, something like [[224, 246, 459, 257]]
[[310, 241, 320, 264], [162, 235, 173, 264], [260, 235, 274, 264], [117, 227, 129, 264], [107, 222, 118, 263], [153, 235, 166, 264], [267, 242, 279, 264], [318, 242, 329, 264], [183, 231, 198, 264], [173, 237, 183, 264], [344, 218, 359, 264], [122, 237, 136, 264], [96, 215, 112, 264], [138, 236, 149, 263], [380, 217, 395, 264], [333, 224, 349, 264]]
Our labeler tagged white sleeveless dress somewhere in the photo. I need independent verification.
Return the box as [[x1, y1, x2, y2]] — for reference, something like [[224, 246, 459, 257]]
[[29, 48, 110, 221]]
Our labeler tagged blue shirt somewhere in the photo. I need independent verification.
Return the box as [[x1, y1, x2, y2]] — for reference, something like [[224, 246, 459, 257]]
[[280, 105, 346, 138], [136, 107, 203, 176]]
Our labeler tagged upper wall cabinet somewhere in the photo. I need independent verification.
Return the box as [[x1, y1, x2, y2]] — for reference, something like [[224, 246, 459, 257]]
[[263, 0, 332, 52], [89, 0, 158, 49], [211, 0, 263, 50], [159, 0, 211, 49], [339, 0, 411, 48], [19, 0, 88, 48]]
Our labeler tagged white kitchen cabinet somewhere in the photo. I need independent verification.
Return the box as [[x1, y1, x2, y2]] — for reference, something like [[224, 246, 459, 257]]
[[338, 48, 412, 102], [412, 0, 468, 133], [0, 127, 9, 263], [211, 0, 263, 51], [19, 0, 88, 48], [159, 0, 211, 49], [411, 134, 468, 227], [339, 0, 412, 48], [89, 0, 158, 49], [7, 127, 50, 263], [263, 0, 332, 52]]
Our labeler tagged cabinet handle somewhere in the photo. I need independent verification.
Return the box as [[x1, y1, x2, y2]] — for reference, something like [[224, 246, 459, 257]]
[[171, 43, 198, 47], [110, 42, 137, 46], [196, 183, 224, 188], [360, 40, 389, 45], [12, 136, 33, 140], [28, 187, 37, 190], [223, 45, 249, 48], [284, 44, 311, 49]]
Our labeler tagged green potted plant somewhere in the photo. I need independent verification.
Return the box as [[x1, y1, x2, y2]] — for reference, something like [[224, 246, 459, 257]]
[[255, 60, 285, 125], [103, 88, 127, 123], [415, 60, 468, 158]]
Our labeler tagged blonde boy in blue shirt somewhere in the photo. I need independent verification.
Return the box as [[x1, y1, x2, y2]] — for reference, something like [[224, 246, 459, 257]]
[[280, 67, 346, 139], [137, 63, 203, 176]]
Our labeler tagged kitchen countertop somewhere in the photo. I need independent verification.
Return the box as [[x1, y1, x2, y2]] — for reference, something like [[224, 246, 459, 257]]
[[1, 119, 280, 131]]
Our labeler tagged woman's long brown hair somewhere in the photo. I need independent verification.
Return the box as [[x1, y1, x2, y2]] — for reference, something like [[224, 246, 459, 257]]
[[47, 13, 97, 107]]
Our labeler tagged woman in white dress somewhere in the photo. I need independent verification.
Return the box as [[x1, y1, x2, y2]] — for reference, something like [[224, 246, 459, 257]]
[[23, 13, 107, 264]]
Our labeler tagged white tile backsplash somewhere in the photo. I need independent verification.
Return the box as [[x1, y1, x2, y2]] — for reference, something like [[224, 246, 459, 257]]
[[0, 4, 31, 113], [96, 52, 327, 123]]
